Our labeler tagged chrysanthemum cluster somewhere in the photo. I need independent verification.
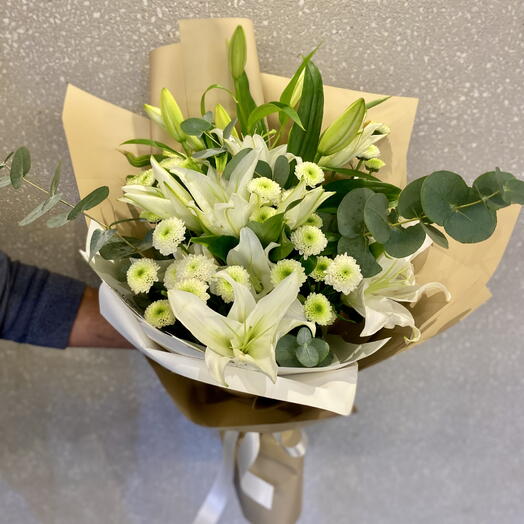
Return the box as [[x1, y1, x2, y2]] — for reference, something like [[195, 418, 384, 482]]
[[290, 225, 328, 258], [127, 258, 160, 294], [324, 253, 363, 294], [152, 217, 186, 256], [144, 300, 176, 328]]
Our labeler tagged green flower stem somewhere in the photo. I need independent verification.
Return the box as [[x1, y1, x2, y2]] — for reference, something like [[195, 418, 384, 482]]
[[23, 178, 107, 228], [23, 177, 147, 258]]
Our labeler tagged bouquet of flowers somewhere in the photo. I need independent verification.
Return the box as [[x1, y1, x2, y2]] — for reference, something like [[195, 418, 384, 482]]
[[2, 17, 522, 523]]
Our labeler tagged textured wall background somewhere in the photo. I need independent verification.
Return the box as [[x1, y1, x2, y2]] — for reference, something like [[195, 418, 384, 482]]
[[1, 1, 523, 523]]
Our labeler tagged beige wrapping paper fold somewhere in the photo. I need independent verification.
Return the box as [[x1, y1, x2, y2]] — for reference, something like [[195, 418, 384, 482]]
[[62, 17, 520, 524]]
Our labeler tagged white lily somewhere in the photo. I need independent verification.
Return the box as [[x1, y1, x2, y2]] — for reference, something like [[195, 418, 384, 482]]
[[319, 122, 389, 169], [278, 179, 334, 229], [166, 149, 260, 236], [168, 272, 313, 385], [342, 244, 451, 342]]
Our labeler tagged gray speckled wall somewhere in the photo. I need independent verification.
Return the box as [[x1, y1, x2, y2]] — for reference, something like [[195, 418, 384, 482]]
[[1, 1, 523, 523]]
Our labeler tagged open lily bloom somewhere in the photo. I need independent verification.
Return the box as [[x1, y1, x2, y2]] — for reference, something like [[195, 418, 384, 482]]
[[168, 272, 314, 385], [343, 243, 451, 342]]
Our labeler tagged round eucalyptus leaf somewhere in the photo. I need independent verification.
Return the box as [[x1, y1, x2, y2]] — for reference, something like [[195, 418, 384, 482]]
[[338, 235, 382, 277], [180, 117, 213, 136], [502, 178, 524, 205], [384, 223, 426, 258], [255, 160, 272, 179], [398, 176, 426, 219], [337, 187, 374, 238], [420, 171, 469, 225], [364, 192, 391, 243], [473, 170, 514, 209], [296, 327, 313, 346], [10, 146, 31, 189], [273, 155, 290, 186], [421, 223, 449, 249], [296, 340, 320, 367], [67, 186, 110, 220], [444, 201, 497, 243], [308, 338, 330, 364], [276, 335, 301, 367]]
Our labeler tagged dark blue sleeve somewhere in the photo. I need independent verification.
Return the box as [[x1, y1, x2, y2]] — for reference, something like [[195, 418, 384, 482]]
[[0, 251, 85, 348]]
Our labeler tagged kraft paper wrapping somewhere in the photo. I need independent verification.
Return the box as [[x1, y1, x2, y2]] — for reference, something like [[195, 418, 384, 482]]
[[63, 17, 520, 523]]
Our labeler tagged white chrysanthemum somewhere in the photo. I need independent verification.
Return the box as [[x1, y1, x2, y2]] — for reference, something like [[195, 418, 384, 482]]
[[303, 213, 323, 228], [247, 177, 281, 204], [152, 217, 186, 256], [295, 161, 325, 187], [325, 253, 363, 294], [126, 258, 160, 294], [364, 158, 386, 170], [270, 259, 307, 287], [359, 145, 380, 160], [179, 254, 217, 282], [250, 206, 277, 223], [310, 256, 332, 282], [144, 300, 176, 328], [210, 265, 251, 303], [304, 293, 336, 326], [290, 225, 328, 258], [174, 278, 210, 302]]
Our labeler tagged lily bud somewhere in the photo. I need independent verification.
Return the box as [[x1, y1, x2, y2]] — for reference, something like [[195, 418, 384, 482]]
[[160, 88, 187, 143], [214, 104, 239, 138], [228, 25, 247, 80], [289, 70, 305, 108], [144, 104, 164, 128], [317, 98, 366, 156], [359, 144, 380, 160], [364, 158, 386, 171]]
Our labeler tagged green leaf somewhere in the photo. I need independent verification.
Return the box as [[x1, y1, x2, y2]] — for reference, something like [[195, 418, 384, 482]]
[[223, 118, 238, 140], [200, 83, 237, 115], [121, 138, 180, 154], [308, 338, 330, 363], [18, 193, 63, 226], [99, 237, 141, 260], [422, 223, 449, 249], [338, 235, 382, 277], [10, 146, 31, 189], [502, 178, 524, 205], [50, 162, 62, 195], [255, 160, 272, 179], [223, 148, 253, 181], [287, 61, 324, 161], [297, 327, 313, 346], [398, 176, 427, 219], [247, 102, 304, 134], [234, 72, 261, 135], [384, 223, 426, 257], [180, 117, 213, 136], [337, 187, 374, 238], [67, 186, 109, 220], [192, 148, 226, 160], [300, 255, 318, 275], [269, 231, 294, 262], [276, 335, 301, 367], [420, 171, 470, 225], [473, 170, 514, 210], [46, 211, 70, 228], [191, 235, 238, 263], [364, 192, 391, 243], [279, 47, 318, 123], [365, 96, 391, 110], [273, 155, 290, 186], [89, 229, 117, 261], [247, 213, 285, 246], [444, 202, 497, 243]]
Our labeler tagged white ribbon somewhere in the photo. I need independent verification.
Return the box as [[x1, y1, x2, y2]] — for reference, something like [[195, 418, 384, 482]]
[[192, 429, 308, 524]]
